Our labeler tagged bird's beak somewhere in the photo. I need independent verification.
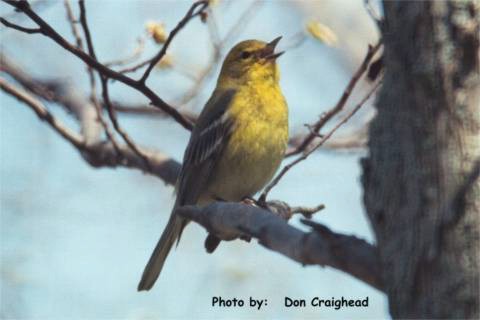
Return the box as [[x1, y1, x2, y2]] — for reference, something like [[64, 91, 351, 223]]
[[261, 36, 285, 60]]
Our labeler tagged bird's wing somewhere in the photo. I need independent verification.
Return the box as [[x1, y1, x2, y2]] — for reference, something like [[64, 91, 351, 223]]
[[176, 89, 236, 206]]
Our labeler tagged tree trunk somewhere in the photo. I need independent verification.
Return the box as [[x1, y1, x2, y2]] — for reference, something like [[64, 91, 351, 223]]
[[362, 1, 480, 319]]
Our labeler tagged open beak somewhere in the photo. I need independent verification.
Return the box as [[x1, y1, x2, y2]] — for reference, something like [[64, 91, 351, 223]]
[[261, 36, 285, 60]]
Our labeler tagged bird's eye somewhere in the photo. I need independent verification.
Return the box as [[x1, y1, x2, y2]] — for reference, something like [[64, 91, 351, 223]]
[[240, 51, 251, 59]]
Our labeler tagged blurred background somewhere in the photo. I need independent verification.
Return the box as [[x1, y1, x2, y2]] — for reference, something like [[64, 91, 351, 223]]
[[1, 0, 387, 319]]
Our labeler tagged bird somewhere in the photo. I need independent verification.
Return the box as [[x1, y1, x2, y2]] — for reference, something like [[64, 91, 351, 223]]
[[138, 36, 289, 291]]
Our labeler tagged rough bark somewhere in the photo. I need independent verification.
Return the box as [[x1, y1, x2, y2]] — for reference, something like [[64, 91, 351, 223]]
[[362, 1, 480, 319]]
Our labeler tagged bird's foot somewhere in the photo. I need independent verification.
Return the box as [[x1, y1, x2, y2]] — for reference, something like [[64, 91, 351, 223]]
[[241, 196, 269, 208], [241, 196, 257, 206]]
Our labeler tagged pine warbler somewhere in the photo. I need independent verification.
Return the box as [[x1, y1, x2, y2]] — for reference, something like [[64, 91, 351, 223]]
[[138, 37, 288, 291]]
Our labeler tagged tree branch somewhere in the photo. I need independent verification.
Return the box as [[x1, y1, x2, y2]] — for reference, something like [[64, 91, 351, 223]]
[[101, 75, 152, 170], [104, 37, 145, 67], [111, 102, 198, 122], [0, 53, 198, 123], [0, 77, 84, 148], [0, 78, 181, 184], [0, 16, 42, 33], [78, 0, 97, 60], [63, 0, 83, 50], [69, 0, 123, 154], [177, 201, 383, 292], [288, 123, 370, 153], [139, 0, 209, 84], [286, 42, 381, 157], [260, 80, 382, 203], [175, 0, 262, 107], [1, 0, 195, 130], [75, 0, 148, 167]]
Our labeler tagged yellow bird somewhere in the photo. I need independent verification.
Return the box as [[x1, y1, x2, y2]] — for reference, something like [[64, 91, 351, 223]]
[[138, 37, 289, 291]]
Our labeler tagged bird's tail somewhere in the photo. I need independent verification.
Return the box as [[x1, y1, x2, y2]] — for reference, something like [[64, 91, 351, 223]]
[[137, 211, 184, 291]]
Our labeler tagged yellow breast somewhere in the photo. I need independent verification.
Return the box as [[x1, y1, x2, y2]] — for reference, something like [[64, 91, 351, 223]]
[[202, 82, 288, 202]]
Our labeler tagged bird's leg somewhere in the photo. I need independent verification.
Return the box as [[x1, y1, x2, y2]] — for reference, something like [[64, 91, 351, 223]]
[[241, 196, 256, 206], [241, 195, 268, 208]]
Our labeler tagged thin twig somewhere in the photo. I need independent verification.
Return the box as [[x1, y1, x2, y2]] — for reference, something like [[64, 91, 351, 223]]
[[0, 52, 56, 100], [118, 50, 193, 80], [1, 0, 51, 20], [286, 41, 382, 157], [223, 0, 262, 46], [0, 53, 103, 143], [290, 204, 326, 219], [1, 0, 194, 130], [265, 200, 325, 221], [78, 0, 97, 60], [0, 78, 85, 149], [112, 103, 198, 122], [117, 57, 153, 74], [1, 53, 198, 124], [259, 80, 382, 203], [0, 17, 42, 33], [321, 127, 369, 150], [78, 0, 99, 102], [1, 77, 181, 184], [205, 6, 221, 50], [101, 76, 152, 171], [288, 122, 370, 152], [78, 0, 139, 161], [104, 37, 145, 67], [175, 0, 262, 107], [364, 0, 383, 27], [75, 0, 122, 155], [139, 0, 209, 84], [93, 96, 122, 154], [63, 0, 83, 49]]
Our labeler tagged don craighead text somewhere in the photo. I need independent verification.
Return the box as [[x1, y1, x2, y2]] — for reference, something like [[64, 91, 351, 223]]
[[285, 296, 369, 310]]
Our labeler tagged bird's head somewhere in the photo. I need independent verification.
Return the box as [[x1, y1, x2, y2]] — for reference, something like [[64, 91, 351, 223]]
[[217, 37, 284, 86]]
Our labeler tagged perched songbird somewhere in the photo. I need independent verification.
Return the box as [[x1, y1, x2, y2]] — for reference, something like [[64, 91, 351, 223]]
[[138, 37, 289, 291]]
